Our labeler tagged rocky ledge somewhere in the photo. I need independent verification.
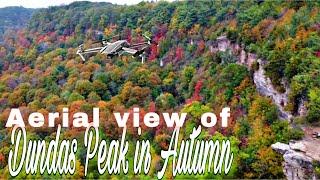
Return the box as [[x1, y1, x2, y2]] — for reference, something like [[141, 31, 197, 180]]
[[272, 141, 318, 180]]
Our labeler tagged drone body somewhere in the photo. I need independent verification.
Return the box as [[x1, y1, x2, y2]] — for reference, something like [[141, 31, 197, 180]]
[[76, 35, 151, 64]]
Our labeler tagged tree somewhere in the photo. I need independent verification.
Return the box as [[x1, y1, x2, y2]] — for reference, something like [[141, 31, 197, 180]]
[[251, 147, 284, 178], [155, 93, 177, 110], [8, 83, 31, 107], [182, 101, 211, 124], [186, 80, 203, 103], [68, 92, 85, 103], [88, 91, 101, 103], [307, 88, 320, 123], [218, 63, 249, 101], [75, 80, 93, 97]]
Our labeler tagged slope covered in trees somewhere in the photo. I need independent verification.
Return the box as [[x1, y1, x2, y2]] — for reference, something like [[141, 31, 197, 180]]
[[0, 6, 34, 42], [0, 1, 319, 178]]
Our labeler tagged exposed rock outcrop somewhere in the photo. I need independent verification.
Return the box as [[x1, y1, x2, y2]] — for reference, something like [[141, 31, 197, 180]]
[[212, 36, 293, 120], [297, 100, 308, 117], [212, 36, 318, 180], [272, 142, 317, 180], [253, 58, 292, 120]]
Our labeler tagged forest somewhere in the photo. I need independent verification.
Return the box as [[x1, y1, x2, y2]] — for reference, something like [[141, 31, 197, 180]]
[[0, 0, 319, 178], [0, 6, 34, 42]]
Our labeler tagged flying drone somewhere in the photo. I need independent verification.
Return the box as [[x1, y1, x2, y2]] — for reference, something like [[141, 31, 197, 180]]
[[76, 34, 152, 63]]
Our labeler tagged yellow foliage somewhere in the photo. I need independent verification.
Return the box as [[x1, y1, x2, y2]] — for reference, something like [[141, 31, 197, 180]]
[[251, 147, 284, 178], [80, 71, 91, 80], [104, 24, 117, 37], [242, 23, 252, 38], [97, 100, 108, 108], [229, 19, 237, 30], [275, 38, 286, 50], [251, 19, 275, 41], [189, 24, 201, 36], [310, 7, 319, 18], [135, 27, 142, 34], [276, 9, 295, 28], [0, 46, 6, 55], [235, 77, 251, 93], [296, 27, 310, 42], [169, 15, 178, 30]]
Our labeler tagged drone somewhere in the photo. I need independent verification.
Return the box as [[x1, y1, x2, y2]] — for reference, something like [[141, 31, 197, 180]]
[[76, 34, 152, 63]]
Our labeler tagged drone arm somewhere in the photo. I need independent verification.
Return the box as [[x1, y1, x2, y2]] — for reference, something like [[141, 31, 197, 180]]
[[130, 42, 149, 48], [78, 52, 86, 61], [77, 46, 103, 61], [122, 47, 138, 55], [81, 47, 103, 53], [76, 49, 86, 61], [142, 34, 151, 44]]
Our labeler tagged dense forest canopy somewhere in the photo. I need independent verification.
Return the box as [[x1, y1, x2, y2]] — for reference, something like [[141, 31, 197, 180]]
[[0, 0, 319, 178], [0, 6, 34, 41]]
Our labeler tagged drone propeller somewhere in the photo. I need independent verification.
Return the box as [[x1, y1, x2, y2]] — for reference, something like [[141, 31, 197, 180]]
[[92, 39, 105, 45], [142, 33, 152, 44], [142, 33, 159, 45], [92, 34, 120, 44], [142, 33, 151, 40]]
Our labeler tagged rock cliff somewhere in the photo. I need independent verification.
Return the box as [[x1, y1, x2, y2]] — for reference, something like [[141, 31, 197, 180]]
[[272, 142, 317, 180], [212, 36, 317, 180], [211, 36, 294, 120]]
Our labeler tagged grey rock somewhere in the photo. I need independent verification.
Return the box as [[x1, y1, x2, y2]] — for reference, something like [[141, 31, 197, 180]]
[[213, 36, 317, 180], [214, 36, 294, 120], [289, 141, 307, 152], [272, 142, 290, 154]]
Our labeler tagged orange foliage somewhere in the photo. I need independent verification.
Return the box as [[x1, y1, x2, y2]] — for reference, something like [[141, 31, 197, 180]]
[[0, 153, 5, 166], [276, 9, 295, 28], [251, 19, 275, 41], [196, 40, 206, 55], [228, 19, 237, 30], [14, 47, 25, 56]]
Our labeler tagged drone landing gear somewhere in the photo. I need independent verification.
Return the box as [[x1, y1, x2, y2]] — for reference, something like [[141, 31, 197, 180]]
[[140, 53, 146, 64], [107, 54, 114, 59], [131, 49, 146, 64]]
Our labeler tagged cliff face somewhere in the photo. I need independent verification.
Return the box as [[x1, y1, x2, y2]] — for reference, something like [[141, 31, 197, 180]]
[[212, 36, 317, 180], [211, 36, 294, 120], [272, 142, 317, 180]]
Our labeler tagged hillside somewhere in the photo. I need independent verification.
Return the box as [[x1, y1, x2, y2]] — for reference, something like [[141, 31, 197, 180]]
[[0, 1, 319, 179], [0, 6, 34, 41]]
